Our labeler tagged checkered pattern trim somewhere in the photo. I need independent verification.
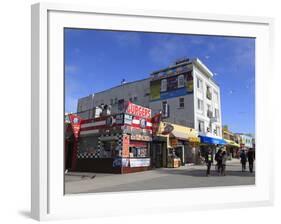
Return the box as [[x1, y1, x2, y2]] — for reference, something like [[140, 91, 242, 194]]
[[77, 133, 124, 159], [77, 152, 101, 159]]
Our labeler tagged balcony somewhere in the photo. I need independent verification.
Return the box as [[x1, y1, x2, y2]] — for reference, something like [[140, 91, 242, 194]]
[[207, 110, 213, 118], [206, 91, 212, 100]]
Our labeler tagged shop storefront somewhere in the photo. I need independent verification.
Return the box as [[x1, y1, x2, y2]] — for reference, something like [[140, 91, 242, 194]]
[[152, 121, 200, 168], [74, 102, 153, 174]]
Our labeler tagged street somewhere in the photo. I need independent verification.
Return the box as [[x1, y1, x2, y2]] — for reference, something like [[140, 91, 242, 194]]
[[65, 159, 255, 194]]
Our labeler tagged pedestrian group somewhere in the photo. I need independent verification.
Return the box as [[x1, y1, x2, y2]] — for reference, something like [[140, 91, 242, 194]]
[[204, 147, 255, 176]]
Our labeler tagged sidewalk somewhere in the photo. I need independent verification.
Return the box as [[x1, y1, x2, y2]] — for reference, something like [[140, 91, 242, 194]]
[[65, 158, 254, 194]]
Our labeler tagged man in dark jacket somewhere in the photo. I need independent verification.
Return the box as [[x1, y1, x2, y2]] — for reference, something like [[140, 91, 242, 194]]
[[205, 148, 213, 176], [215, 149, 223, 175], [240, 150, 247, 172], [247, 148, 255, 173]]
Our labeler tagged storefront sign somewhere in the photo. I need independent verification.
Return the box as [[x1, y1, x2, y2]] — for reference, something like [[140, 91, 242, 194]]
[[123, 126, 152, 141], [122, 134, 130, 157], [162, 124, 174, 135], [129, 158, 150, 167], [68, 114, 82, 139], [125, 102, 151, 118], [112, 158, 129, 168], [124, 114, 133, 125]]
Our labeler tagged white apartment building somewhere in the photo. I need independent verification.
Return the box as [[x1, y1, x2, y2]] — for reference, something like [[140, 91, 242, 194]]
[[77, 58, 223, 142], [238, 134, 253, 148]]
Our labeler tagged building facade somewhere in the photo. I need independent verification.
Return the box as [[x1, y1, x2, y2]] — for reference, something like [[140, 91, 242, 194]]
[[77, 58, 223, 141]]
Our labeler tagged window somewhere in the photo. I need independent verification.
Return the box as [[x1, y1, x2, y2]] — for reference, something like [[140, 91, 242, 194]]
[[198, 120, 205, 132], [110, 99, 113, 105], [162, 101, 169, 118], [133, 96, 138, 102], [114, 98, 118, 104], [179, 97, 184, 108], [197, 98, 203, 111], [206, 85, 212, 100], [214, 126, 220, 136], [161, 79, 167, 92], [197, 77, 203, 90], [215, 108, 220, 119], [207, 104, 213, 118], [207, 122, 212, 133], [214, 91, 219, 103], [178, 75, 185, 88]]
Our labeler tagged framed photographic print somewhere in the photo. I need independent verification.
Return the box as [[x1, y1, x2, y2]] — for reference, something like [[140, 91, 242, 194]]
[[31, 2, 274, 221]]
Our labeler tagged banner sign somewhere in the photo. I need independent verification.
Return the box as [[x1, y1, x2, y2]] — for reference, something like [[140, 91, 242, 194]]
[[68, 114, 82, 139], [129, 158, 150, 167], [125, 102, 151, 118], [123, 126, 152, 141]]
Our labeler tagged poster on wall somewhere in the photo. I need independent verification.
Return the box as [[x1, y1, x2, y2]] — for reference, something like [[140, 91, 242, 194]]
[[129, 158, 150, 167]]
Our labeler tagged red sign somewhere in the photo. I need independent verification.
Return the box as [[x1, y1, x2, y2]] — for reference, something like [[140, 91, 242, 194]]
[[68, 114, 82, 139], [151, 113, 161, 134], [125, 102, 151, 118]]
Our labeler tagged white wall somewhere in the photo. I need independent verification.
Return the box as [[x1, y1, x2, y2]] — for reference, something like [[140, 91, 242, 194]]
[[193, 64, 222, 138], [1, 0, 280, 224]]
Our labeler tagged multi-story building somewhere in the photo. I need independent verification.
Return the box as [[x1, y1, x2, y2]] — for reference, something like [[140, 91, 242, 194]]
[[77, 78, 150, 119], [236, 134, 253, 149], [77, 58, 224, 144]]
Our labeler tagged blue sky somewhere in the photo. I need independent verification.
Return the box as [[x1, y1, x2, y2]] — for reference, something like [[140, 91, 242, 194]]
[[65, 28, 255, 135]]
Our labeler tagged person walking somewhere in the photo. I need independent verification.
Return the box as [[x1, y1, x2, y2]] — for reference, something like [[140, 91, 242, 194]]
[[215, 149, 222, 173], [216, 149, 223, 175], [205, 148, 213, 176], [221, 151, 228, 176], [240, 149, 247, 172], [247, 148, 255, 173]]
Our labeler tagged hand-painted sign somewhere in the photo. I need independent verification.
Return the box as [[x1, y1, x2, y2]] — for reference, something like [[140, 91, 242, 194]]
[[125, 102, 151, 118], [122, 134, 130, 157], [162, 124, 174, 135], [112, 158, 129, 167]]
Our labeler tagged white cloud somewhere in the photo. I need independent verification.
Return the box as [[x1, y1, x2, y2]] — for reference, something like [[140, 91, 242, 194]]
[[148, 36, 189, 66], [114, 32, 141, 47], [65, 65, 78, 74]]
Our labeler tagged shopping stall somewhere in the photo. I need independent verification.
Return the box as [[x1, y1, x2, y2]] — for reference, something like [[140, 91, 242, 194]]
[[74, 102, 153, 174]]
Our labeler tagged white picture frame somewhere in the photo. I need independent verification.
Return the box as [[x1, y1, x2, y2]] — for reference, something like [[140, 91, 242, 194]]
[[31, 2, 275, 221]]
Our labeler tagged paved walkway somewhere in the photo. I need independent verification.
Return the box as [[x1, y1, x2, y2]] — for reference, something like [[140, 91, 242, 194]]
[[65, 159, 255, 194]]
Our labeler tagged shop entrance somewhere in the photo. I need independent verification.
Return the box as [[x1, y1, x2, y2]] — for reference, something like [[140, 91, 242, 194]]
[[174, 145, 185, 166], [151, 142, 167, 168]]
